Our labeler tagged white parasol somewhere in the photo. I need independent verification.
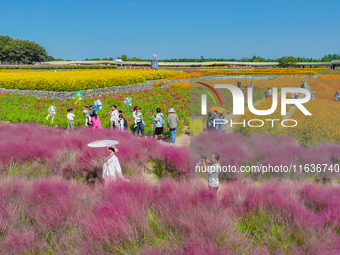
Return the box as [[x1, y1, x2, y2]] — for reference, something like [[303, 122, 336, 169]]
[[87, 140, 119, 152]]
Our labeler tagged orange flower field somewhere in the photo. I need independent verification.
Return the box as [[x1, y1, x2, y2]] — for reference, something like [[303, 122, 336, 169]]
[[233, 78, 340, 146], [168, 82, 190, 88]]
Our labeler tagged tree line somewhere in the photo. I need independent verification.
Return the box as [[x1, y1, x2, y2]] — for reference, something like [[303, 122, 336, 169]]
[[1, 34, 339, 66], [0, 35, 49, 64], [82, 54, 340, 64]]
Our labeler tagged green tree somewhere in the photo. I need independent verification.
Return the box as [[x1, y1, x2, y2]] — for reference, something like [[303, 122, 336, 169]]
[[0, 36, 48, 64], [278, 56, 298, 68], [118, 55, 128, 61], [0, 35, 13, 63]]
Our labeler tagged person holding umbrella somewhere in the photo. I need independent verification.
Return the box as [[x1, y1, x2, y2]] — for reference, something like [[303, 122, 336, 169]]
[[102, 147, 129, 186]]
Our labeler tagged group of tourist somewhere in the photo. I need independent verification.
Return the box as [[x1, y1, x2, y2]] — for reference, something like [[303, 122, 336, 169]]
[[65, 104, 179, 145], [206, 110, 224, 131]]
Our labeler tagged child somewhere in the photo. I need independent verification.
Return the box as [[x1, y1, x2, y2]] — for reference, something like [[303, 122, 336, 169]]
[[91, 112, 102, 130], [67, 109, 75, 131], [118, 114, 128, 131], [83, 104, 91, 126], [89, 105, 96, 119]]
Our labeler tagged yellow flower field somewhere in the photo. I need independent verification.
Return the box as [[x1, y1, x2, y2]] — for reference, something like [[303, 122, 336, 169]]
[[0, 69, 184, 92]]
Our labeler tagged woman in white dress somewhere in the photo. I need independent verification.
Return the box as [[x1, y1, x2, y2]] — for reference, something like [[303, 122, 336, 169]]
[[102, 147, 129, 186]]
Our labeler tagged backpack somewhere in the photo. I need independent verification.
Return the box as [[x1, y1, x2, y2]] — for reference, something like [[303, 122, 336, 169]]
[[157, 113, 165, 127]]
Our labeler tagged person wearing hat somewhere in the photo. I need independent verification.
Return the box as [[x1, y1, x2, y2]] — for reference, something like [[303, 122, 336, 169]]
[[83, 104, 91, 126], [334, 90, 340, 101], [167, 108, 179, 145]]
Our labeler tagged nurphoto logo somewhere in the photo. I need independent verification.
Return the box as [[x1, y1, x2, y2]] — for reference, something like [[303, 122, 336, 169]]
[[199, 84, 312, 128]]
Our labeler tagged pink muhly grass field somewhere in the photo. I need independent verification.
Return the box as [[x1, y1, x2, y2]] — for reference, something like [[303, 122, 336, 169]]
[[191, 131, 340, 179], [0, 178, 340, 253], [0, 123, 190, 180]]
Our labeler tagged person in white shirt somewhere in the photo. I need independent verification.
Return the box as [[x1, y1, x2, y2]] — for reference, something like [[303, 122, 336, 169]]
[[67, 109, 75, 131], [102, 147, 129, 187], [202, 153, 220, 195], [133, 107, 146, 137], [118, 114, 127, 131], [108, 105, 119, 129]]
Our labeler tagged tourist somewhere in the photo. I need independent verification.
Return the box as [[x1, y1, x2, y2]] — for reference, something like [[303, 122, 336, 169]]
[[249, 83, 254, 89], [291, 92, 295, 106], [311, 91, 316, 100], [265, 88, 272, 98], [334, 90, 340, 101], [206, 112, 214, 130], [118, 114, 128, 131], [301, 80, 307, 89], [132, 106, 138, 128], [91, 112, 102, 130], [237, 81, 241, 88], [83, 104, 91, 126], [67, 108, 75, 131], [134, 107, 146, 137], [294, 87, 299, 99], [202, 153, 221, 195], [218, 112, 225, 131], [213, 110, 220, 130], [167, 108, 179, 145], [89, 105, 96, 119], [102, 147, 129, 187], [153, 108, 165, 140], [109, 105, 119, 129]]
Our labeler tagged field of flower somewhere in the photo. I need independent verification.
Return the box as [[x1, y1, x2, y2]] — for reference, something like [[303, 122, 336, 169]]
[[153, 72, 203, 87], [189, 80, 266, 125], [191, 131, 340, 179], [0, 69, 183, 91], [231, 78, 340, 146], [185, 68, 317, 76], [0, 88, 189, 136], [2, 124, 340, 254]]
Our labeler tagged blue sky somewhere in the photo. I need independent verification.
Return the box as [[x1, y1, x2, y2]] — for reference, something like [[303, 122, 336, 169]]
[[1, 0, 339, 60]]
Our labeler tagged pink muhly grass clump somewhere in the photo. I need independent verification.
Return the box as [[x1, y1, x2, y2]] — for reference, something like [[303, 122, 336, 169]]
[[4, 229, 39, 254], [23, 179, 73, 231]]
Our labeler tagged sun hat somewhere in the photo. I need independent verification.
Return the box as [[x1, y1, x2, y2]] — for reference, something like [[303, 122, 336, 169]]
[[169, 108, 176, 113]]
